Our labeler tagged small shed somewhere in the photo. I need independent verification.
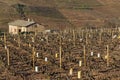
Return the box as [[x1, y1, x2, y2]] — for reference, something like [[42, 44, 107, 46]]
[[8, 20, 45, 34]]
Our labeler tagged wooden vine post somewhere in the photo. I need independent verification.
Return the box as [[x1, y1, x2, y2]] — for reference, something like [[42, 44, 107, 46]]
[[112, 30, 114, 41], [7, 48, 10, 66], [4, 32, 6, 45], [107, 45, 109, 66], [46, 35, 48, 44], [59, 34, 62, 69], [18, 34, 20, 48], [83, 45, 86, 66], [85, 33, 88, 45], [32, 47, 35, 69], [99, 31, 102, 44], [73, 29, 76, 47]]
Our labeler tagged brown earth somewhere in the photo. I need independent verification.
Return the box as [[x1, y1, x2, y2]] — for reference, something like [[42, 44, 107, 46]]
[[0, 0, 120, 31]]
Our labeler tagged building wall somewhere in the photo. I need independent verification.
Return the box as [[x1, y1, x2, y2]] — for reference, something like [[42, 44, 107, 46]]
[[27, 25, 36, 32], [9, 25, 18, 34], [35, 24, 45, 32], [27, 24, 45, 33], [21, 27, 27, 32], [9, 24, 45, 34]]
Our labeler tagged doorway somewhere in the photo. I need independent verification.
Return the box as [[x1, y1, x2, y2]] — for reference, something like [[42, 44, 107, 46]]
[[18, 29, 21, 33]]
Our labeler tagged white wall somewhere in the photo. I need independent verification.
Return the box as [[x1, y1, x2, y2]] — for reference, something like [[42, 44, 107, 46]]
[[9, 24, 45, 34], [9, 25, 18, 34], [21, 27, 27, 32]]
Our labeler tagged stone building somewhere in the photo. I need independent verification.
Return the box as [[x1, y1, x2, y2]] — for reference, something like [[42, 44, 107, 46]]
[[8, 20, 45, 34]]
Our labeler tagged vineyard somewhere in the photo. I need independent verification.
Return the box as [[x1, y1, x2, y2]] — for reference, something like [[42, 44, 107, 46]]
[[0, 27, 120, 80]]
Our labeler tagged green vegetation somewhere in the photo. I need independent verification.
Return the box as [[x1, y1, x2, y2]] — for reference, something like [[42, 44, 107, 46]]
[[12, 3, 26, 18], [0, 30, 4, 36]]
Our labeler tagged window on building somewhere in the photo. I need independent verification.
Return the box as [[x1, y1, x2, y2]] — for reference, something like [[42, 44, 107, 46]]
[[19, 29, 21, 33]]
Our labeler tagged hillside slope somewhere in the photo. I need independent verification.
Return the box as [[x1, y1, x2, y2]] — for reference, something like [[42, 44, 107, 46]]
[[0, 0, 120, 31]]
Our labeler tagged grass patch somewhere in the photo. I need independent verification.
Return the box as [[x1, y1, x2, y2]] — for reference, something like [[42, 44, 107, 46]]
[[0, 19, 10, 25], [70, 4, 93, 10], [55, 0, 102, 9], [26, 6, 66, 19]]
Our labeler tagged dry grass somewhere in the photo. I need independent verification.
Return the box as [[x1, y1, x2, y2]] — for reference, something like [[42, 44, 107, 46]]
[[0, 0, 120, 31]]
